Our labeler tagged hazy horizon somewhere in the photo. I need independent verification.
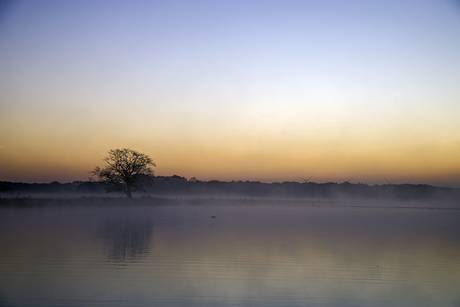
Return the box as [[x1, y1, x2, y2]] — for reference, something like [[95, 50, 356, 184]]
[[1, 1, 460, 187], [2, 174, 460, 190]]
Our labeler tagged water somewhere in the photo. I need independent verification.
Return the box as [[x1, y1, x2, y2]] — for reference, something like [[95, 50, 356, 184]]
[[1, 201, 459, 306]]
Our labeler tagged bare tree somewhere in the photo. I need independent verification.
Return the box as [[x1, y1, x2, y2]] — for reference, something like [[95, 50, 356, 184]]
[[90, 148, 155, 198]]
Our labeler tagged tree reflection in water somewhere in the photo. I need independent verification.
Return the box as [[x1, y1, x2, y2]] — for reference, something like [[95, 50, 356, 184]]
[[98, 209, 154, 261]]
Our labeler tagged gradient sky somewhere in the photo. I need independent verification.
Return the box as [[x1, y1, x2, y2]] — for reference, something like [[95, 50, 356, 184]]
[[1, 0, 460, 186]]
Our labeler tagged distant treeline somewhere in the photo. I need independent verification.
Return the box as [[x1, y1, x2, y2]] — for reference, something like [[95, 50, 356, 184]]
[[1, 175, 460, 201]]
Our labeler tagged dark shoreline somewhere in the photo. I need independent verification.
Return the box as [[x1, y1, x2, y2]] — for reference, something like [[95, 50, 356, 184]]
[[2, 178, 460, 202]]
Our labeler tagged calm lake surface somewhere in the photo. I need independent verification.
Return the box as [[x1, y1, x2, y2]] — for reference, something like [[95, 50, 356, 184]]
[[1, 200, 459, 306]]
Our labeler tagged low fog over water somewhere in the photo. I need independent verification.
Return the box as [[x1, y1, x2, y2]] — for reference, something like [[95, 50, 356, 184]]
[[2, 178, 460, 205], [1, 199, 459, 306]]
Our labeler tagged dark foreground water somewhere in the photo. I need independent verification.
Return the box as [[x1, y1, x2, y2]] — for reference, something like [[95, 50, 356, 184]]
[[1, 201, 459, 306]]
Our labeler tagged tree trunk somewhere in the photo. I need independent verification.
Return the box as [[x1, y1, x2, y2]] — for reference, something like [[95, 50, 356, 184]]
[[126, 185, 132, 198]]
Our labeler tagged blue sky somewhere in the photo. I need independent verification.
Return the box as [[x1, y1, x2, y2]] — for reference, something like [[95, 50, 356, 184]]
[[1, 0, 460, 185]]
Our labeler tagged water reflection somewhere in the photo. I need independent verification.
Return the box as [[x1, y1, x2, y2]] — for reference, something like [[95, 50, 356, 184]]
[[0, 203, 459, 307], [98, 210, 154, 261]]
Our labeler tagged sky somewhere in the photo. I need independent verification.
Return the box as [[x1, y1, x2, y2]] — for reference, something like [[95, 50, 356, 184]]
[[1, 0, 460, 186]]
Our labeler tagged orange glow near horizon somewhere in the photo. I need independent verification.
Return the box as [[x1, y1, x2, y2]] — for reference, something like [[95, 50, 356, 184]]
[[1, 124, 459, 186]]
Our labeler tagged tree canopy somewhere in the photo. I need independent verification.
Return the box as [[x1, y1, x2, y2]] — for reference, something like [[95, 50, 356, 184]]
[[90, 148, 155, 198]]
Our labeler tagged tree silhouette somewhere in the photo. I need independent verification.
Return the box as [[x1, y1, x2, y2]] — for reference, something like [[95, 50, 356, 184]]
[[90, 148, 155, 198]]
